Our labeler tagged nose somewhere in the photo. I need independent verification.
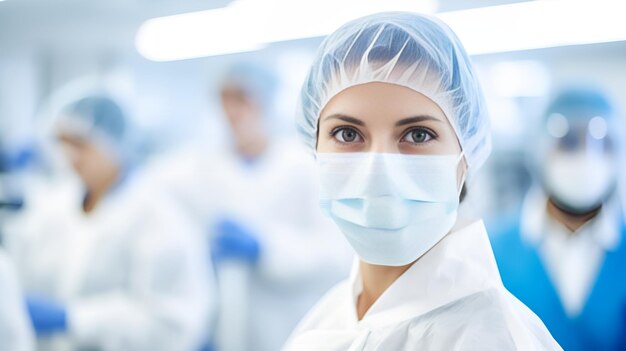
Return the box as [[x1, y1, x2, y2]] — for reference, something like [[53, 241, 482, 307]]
[[369, 135, 399, 154], [356, 153, 396, 197]]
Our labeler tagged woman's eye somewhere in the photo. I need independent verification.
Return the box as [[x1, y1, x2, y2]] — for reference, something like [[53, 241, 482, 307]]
[[403, 128, 434, 144], [333, 127, 362, 143]]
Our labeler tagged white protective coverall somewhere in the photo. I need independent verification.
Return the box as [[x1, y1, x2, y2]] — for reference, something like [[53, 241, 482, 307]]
[[284, 220, 563, 351], [4, 172, 214, 351]]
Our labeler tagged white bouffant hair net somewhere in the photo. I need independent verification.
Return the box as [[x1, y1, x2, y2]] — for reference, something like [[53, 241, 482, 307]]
[[297, 11, 491, 177]]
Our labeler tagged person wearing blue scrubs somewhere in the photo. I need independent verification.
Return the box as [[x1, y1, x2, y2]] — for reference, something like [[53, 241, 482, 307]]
[[489, 88, 626, 351]]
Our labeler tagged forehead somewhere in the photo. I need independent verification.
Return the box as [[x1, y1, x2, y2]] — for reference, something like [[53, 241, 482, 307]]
[[319, 82, 447, 123]]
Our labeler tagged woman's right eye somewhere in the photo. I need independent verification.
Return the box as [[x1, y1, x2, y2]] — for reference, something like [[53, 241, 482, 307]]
[[331, 127, 363, 144]]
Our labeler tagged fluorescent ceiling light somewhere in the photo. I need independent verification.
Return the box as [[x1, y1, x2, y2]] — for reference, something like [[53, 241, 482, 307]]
[[439, 0, 626, 55], [136, 0, 436, 61], [136, 6, 265, 61], [136, 0, 626, 61]]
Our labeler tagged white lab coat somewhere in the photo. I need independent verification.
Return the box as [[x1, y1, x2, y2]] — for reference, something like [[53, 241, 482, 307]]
[[0, 249, 34, 351], [3, 172, 214, 351], [144, 139, 353, 351], [283, 220, 562, 351]]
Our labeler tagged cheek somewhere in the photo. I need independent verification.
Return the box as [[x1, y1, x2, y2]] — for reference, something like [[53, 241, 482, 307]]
[[74, 155, 94, 176], [76, 148, 103, 170], [227, 103, 261, 126], [223, 98, 247, 117], [316, 123, 351, 153], [315, 134, 333, 153], [436, 130, 463, 154], [60, 146, 80, 168], [223, 103, 241, 121]]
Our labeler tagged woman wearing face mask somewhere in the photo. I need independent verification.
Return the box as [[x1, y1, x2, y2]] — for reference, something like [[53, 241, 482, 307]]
[[283, 12, 561, 350]]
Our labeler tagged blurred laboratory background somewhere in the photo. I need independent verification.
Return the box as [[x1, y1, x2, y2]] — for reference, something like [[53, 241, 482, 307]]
[[0, 0, 625, 350]]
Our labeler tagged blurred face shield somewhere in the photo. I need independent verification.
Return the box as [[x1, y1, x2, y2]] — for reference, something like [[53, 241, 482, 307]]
[[542, 113, 617, 213]]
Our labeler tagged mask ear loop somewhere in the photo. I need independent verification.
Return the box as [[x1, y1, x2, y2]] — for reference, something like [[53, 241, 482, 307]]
[[456, 152, 467, 198]]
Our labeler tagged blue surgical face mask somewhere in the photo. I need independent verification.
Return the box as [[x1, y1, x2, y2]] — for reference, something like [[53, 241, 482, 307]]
[[317, 152, 464, 266]]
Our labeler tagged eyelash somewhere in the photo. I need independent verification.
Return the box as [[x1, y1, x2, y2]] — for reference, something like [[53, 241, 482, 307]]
[[400, 127, 438, 144], [329, 126, 438, 145], [330, 126, 363, 144]]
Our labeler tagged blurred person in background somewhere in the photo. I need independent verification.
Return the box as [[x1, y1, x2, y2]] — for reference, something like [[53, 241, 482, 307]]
[[0, 248, 34, 351], [145, 62, 352, 351], [489, 87, 626, 350], [3, 93, 213, 351], [211, 63, 351, 351]]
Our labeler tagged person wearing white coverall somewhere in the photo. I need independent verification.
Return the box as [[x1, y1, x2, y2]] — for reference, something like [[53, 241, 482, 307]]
[[143, 63, 352, 351], [0, 248, 34, 351], [3, 95, 213, 351], [283, 12, 562, 350]]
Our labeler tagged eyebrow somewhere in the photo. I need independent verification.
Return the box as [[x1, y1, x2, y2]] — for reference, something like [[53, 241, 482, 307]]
[[323, 114, 441, 127], [395, 115, 441, 127], [323, 114, 366, 126]]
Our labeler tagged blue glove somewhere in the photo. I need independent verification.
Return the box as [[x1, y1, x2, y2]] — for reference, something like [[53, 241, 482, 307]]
[[212, 218, 261, 263], [198, 341, 215, 351], [25, 294, 68, 335]]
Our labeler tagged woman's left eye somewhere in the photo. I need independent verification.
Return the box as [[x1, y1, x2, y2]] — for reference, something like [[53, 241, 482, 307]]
[[402, 128, 435, 144]]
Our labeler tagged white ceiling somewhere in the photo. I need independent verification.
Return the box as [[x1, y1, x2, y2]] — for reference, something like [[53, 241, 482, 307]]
[[0, 0, 231, 53], [0, 0, 527, 55]]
